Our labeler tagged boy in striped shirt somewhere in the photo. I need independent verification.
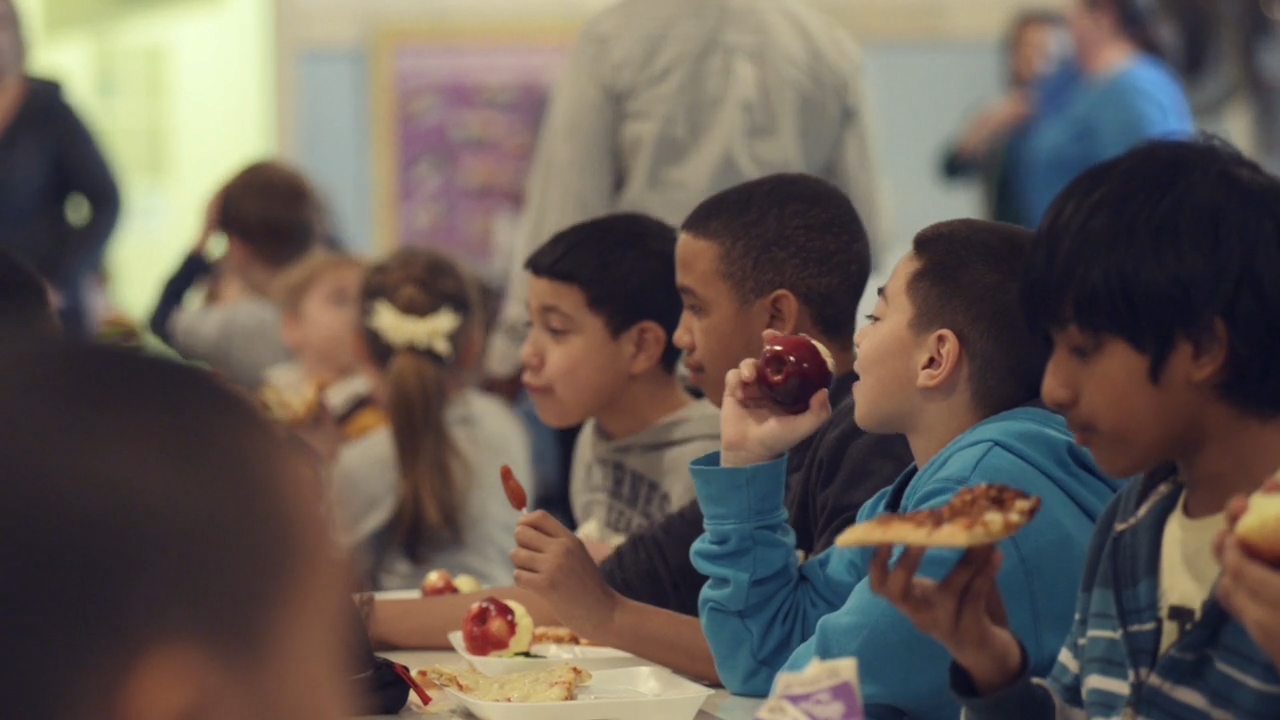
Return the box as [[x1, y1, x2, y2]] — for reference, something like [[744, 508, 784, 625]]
[[870, 138, 1280, 718]]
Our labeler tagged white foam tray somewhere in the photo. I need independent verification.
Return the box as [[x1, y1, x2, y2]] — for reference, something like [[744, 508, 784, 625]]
[[446, 630, 649, 676], [441, 666, 714, 720]]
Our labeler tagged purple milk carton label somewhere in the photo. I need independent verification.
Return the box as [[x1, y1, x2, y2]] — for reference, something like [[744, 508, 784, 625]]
[[779, 685, 865, 720], [755, 658, 865, 720]]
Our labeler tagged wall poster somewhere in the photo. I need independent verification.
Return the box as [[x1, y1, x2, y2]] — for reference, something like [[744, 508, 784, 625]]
[[373, 29, 572, 284]]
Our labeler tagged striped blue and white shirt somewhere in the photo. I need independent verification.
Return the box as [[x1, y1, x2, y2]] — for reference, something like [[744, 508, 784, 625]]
[[955, 471, 1280, 719]]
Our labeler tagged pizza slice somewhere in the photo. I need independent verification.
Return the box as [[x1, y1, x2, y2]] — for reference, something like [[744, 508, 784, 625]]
[[532, 626, 581, 646], [421, 664, 591, 703], [834, 484, 1041, 548], [258, 381, 322, 426]]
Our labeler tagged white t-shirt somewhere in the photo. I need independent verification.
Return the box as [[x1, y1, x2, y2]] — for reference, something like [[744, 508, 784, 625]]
[[1157, 489, 1226, 654]]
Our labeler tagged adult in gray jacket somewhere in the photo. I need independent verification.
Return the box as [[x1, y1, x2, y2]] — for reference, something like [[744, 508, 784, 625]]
[[485, 0, 885, 384]]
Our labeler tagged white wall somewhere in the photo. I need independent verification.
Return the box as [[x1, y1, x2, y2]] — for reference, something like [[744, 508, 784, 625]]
[[20, 0, 276, 319]]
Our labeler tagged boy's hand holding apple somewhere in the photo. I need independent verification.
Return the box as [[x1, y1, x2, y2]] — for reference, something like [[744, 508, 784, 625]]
[[720, 330, 833, 468], [1216, 477, 1280, 668]]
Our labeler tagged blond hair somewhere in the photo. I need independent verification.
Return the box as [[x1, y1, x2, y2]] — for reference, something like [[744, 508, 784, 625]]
[[273, 250, 364, 314], [361, 249, 478, 560]]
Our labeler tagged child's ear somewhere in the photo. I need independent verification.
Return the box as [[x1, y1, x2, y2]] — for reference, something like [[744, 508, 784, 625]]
[[223, 237, 249, 268], [625, 320, 670, 375], [1188, 318, 1230, 385], [916, 328, 963, 392], [762, 290, 802, 336]]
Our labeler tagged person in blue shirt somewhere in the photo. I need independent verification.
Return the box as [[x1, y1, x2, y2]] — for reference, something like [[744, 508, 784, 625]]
[[1015, 0, 1193, 226], [942, 11, 1070, 225], [690, 219, 1121, 719]]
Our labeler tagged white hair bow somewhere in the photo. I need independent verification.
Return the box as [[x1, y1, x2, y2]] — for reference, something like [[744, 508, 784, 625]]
[[366, 300, 463, 360]]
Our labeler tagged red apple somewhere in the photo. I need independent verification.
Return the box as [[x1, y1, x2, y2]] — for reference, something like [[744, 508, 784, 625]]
[[757, 335, 835, 414], [421, 569, 458, 596], [462, 596, 533, 656]]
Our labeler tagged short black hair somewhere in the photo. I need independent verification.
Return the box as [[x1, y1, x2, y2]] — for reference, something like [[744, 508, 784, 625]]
[[0, 343, 306, 719], [680, 174, 870, 351], [526, 213, 682, 373], [0, 248, 56, 337], [909, 219, 1046, 417], [1026, 136, 1280, 418]]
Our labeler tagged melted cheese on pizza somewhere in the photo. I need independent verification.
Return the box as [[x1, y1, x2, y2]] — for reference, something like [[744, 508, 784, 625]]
[[423, 664, 591, 703]]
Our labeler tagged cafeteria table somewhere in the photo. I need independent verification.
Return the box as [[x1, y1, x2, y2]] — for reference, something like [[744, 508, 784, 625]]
[[361, 650, 764, 719]]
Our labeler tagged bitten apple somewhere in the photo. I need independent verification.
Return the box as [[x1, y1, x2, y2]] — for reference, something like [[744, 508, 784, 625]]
[[462, 597, 535, 657], [454, 574, 482, 594], [1237, 477, 1280, 564], [421, 569, 458, 596], [757, 335, 835, 414]]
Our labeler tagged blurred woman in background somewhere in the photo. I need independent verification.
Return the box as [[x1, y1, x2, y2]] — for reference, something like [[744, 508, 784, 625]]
[[1013, 0, 1193, 227], [942, 11, 1070, 225], [0, 0, 119, 338]]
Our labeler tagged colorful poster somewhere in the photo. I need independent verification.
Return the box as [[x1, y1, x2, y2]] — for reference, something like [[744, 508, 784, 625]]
[[378, 40, 570, 283]]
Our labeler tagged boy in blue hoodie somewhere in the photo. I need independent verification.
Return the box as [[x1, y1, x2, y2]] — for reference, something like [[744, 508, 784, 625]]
[[691, 218, 1121, 718], [873, 139, 1280, 718]]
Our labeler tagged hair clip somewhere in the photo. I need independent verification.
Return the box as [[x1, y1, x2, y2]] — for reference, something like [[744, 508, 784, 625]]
[[366, 300, 463, 360]]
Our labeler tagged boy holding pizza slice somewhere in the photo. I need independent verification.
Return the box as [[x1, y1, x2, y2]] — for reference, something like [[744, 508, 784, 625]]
[[691, 218, 1121, 718], [872, 139, 1280, 718]]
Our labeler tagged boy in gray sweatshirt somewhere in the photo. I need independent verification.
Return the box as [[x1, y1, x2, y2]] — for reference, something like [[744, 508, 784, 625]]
[[518, 213, 720, 554]]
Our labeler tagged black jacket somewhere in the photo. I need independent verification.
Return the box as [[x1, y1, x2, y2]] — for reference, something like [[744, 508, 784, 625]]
[[600, 373, 914, 616], [0, 78, 120, 335]]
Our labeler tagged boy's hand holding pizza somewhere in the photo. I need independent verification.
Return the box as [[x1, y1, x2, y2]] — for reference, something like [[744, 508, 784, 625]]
[[870, 544, 1025, 695], [860, 484, 1044, 695], [719, 330, 833, 468], [1216, 476, 1280, 668]]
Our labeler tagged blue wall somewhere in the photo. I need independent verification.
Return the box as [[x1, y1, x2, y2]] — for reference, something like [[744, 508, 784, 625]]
[[298, 40, 1004, 266], [299, 50, 375, 253]]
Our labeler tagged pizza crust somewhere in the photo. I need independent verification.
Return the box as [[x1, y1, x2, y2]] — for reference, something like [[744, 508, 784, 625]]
[[834, 486, 1041, 548], [532, 626, 581, 646]]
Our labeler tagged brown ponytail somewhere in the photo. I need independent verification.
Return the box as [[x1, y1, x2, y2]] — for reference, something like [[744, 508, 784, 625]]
[[361, 249, 478, 562]]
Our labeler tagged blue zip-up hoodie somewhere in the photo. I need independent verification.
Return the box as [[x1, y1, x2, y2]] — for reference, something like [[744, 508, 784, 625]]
[[954, 471, 1280, 719], [691, 406, 1121, 719]]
